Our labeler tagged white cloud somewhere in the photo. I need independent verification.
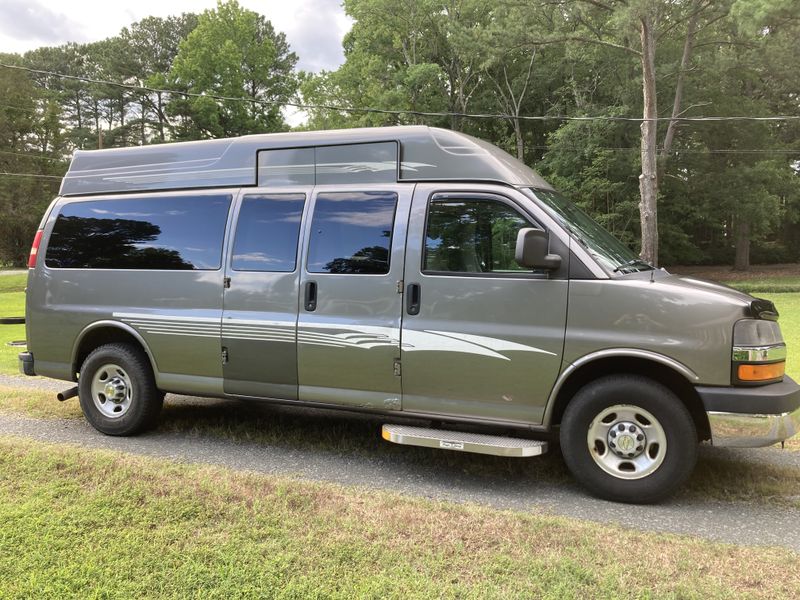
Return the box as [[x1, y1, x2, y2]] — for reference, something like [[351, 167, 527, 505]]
[[278, 0, 353, 73], [0, 0, 352, 74], [0, 1, 352, 126], [0, 0, 88, 45]]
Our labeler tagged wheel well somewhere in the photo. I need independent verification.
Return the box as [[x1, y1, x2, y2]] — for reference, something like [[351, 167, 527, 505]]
[[73, 326, 152, 379], [549, 357, 711, 442]]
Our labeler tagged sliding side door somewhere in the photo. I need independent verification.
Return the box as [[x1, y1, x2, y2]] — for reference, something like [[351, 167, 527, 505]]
[[296, 183, 413, 410], [221, 179, 310, 399]]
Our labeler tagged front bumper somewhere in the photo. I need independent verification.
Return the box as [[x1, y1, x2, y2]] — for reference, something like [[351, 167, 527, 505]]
[[706, 407, 800, 447], [697, 376, 800, 447]]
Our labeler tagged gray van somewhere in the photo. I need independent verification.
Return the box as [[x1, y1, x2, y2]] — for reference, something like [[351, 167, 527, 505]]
[[19, 126, 800, 503]]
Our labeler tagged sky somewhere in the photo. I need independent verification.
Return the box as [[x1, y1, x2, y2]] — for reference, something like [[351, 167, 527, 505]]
[[0, 0, 353, 124]]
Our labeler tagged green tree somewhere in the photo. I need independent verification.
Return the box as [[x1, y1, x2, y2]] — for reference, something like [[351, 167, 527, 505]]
[[0, 62, 67, 265], [539, 113, 641, 248], [504, 0, 736, 266], [24, 42, 94, 149], [301, 0, 491, 131], [167, 0, 298, 139], [117, 14, 199, 143]]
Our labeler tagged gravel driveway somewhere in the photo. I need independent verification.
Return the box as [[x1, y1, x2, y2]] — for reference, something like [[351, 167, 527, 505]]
[[2, 373, 799, 552]]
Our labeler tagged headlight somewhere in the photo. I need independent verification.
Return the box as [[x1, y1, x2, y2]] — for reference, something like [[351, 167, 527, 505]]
[[732, 319, 786, 385]]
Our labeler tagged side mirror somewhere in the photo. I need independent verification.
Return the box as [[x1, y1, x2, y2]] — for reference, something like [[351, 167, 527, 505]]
[[515, 228, 562, 271]]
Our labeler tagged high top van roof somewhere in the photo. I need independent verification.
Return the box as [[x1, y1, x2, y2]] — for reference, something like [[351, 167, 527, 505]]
[[60, 126, 552, 196]]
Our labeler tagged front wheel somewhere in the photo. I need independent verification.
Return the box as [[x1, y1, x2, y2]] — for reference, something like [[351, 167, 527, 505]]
[[78, 343, 163, 436], [560, 375, 697, 503]]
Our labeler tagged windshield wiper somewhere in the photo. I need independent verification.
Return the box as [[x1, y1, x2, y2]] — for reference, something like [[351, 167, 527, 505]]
[[613, 258, 655, 273]]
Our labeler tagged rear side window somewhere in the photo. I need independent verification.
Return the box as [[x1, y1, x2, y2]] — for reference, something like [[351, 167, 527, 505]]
[[424, 198, 533, 274], [257, 148, 314, 186], [307, 191, 397, 274], [45, 195, 231, 270], [232, 194, 305, 272], [315, 142, 397, 185]]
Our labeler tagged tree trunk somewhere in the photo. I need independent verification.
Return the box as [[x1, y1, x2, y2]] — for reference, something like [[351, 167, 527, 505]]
[[157, 92, 165, 142], [140, 100, 146, 146], [661, 1, 700, 159], [75, 94, 82, 130], [514, 118, 524, 161], [734, 219, 751, 271], [638, 15, 659, 267]]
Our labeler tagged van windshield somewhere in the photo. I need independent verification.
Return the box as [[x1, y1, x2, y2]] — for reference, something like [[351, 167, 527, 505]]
[[525, 188, 650, 275]]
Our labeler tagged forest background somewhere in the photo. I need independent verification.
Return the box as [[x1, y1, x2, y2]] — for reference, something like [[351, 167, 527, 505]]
[[1, 0, 798, 270]]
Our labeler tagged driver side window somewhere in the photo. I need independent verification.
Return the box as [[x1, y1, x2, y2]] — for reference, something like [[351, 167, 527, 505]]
[[423, 198, 535, 274]]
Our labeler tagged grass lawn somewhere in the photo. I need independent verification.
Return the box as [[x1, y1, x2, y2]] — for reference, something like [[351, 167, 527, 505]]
[[670, 264, 800, 293], [1, 437, 798, 599], [725, 277, 800, 293], [0, 271, 27, 294], [0, 271, 26, 376], [760, 293, 800, 378]]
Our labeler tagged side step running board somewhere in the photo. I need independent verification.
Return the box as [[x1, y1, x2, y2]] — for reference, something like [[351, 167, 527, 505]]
[[381, 424, 547, 457]]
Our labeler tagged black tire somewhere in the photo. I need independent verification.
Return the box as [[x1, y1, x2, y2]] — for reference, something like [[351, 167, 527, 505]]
[[78, 343, 163, 436], [560, 375, 697, 504]]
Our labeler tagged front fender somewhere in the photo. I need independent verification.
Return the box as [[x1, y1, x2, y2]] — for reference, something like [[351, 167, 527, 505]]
[[543, 348, 700, 426]]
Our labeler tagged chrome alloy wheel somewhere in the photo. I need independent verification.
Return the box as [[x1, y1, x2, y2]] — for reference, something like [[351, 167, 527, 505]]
[[587, 405, 667, 480], [90, 363, 133, 418]]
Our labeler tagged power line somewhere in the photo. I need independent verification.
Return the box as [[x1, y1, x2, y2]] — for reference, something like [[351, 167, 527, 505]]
[[529, 145, 799, 155], [2, 62, 799, 124], [0, 172, 62, 180], [0, 149, 65, 162]]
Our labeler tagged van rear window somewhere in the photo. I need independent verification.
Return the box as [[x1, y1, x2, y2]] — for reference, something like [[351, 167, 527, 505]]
[[45, 195, 231, 270]]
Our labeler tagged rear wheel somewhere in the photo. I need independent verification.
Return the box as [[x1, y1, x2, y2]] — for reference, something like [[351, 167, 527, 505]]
[[560, 375, 697, 503], [78, 343, 162, 436]]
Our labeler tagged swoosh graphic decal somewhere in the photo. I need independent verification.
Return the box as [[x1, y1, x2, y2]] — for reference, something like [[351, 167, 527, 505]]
[[114, 312, 220, 340], [112, 314, 553, 360], [402, 330, 557, 361]]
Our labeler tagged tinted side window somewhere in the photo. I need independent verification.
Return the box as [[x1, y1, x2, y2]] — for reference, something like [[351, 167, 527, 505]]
[[424, 199, 533, 274], [307, 192, 397, 274], [45, 195, 231, 270], [232, 194, 305, 272]]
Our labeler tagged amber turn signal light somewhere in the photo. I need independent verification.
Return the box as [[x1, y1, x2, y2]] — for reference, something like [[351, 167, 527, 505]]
[[737, 362, 785, 382]]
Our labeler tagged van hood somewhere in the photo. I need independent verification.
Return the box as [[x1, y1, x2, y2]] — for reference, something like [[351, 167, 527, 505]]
[[660, 272, 754, 304], [618, 268, 759, 305]]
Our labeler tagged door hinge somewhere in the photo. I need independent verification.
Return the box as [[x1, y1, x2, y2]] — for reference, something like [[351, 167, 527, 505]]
[[223, 276, 231, 289], [221, 347, 229, 365], [393, 359, 402, 377], [396, 280, 404, 294]]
